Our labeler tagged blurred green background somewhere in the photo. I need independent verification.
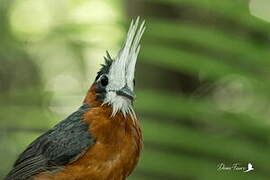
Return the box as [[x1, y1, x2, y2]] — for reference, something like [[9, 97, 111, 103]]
[[1, 0, 270, 179]]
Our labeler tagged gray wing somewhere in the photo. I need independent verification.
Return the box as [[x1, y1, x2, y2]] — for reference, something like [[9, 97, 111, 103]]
[[5, 104, 95, 180]]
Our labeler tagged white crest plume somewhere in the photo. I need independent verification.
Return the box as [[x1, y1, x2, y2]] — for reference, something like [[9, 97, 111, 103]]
[[104, 17, 145, 119]]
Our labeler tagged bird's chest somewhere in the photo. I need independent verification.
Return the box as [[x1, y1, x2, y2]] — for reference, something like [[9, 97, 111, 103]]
[[80, 116, 142, 180], [36, 108, 142, 180]]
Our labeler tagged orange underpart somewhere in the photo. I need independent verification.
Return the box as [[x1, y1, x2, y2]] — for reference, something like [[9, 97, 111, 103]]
[[34, 84, 142, 180], [83, 83, 103, 107]]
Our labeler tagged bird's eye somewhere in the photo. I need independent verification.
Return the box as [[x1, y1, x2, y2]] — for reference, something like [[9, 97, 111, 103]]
[[133, 79, 136, 86], [100, 75, 109, 87]]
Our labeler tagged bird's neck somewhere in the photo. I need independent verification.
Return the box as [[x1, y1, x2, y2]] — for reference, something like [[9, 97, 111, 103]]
[[83, 84, 102, 107], [83, 84, 139, 126]]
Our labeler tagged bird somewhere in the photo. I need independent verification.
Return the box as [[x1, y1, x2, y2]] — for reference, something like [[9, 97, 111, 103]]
[[5, 17, 145, 180], [244, 163, 254, 172]]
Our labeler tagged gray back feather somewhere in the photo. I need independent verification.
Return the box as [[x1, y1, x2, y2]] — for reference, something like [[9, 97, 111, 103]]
[[5, 104, 95, 180]]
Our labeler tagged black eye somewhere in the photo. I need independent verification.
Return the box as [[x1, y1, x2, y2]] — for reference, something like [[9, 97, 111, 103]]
[[100, 75, 109, 87], [133, 79, 136, 86]]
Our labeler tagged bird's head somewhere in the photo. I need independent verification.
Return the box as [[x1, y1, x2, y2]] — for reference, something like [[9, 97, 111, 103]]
[[85, 18, 145, 118]]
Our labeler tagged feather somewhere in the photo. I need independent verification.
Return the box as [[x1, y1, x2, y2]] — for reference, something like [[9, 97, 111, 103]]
[[104, 17, 146, 117]]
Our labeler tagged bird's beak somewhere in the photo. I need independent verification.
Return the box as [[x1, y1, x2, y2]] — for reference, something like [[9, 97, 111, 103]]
[[116, 85, 135, 101]]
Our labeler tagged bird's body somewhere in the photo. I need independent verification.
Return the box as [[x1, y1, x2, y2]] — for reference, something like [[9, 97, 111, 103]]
[[34, 104, 141, 180], [5, 18, 145, 180]]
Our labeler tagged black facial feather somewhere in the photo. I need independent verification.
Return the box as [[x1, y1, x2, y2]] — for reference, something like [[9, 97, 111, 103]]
[[95, 51, 113, 81], [95, 51, 113, 102]]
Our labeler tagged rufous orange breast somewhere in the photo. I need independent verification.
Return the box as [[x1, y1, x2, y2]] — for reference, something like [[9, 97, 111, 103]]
[[34, 105, 142, 180]]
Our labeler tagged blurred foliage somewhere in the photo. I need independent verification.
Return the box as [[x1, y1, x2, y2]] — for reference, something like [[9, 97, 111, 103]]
[[130, 0, 270, 179], [1, 0, 270, 180]]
